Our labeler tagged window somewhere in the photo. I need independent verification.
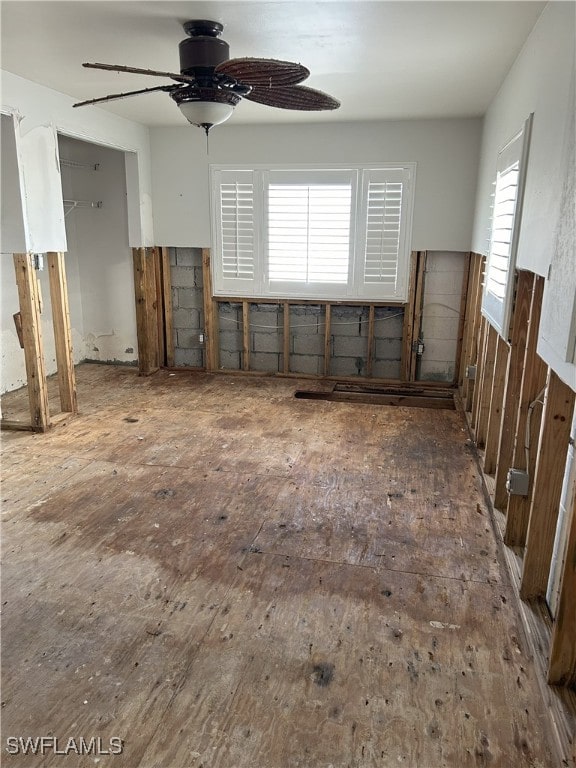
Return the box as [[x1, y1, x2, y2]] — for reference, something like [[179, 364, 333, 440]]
[[482, 114, 532, 337], [210, 164, 416, 301]]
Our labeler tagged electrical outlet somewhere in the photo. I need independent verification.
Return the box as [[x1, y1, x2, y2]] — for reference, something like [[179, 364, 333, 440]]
[[506, 468, 529, 496], [199, 333, 204, 344]]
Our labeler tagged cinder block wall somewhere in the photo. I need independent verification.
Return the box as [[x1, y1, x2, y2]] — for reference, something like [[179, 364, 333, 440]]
[[419, 251, 466, 382], [169, 247, 205, 368], [168, 249, 466, 379]]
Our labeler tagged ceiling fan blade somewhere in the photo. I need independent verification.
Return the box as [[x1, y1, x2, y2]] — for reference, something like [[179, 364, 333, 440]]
[[73, 84, 182, 108], [244, 84, 340, 111], [215, 58, 309, 87], [83, 62, 195, 84]]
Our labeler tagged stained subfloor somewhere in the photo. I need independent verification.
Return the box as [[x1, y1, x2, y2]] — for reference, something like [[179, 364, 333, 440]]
[[0, 364, 559, 767]]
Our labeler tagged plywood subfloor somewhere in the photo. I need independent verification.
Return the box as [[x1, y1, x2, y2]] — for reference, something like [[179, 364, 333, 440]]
[[0, 364, 565, 767]]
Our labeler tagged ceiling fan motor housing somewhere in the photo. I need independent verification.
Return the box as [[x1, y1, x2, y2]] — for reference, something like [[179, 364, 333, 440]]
[[179, 20, 230, 76]]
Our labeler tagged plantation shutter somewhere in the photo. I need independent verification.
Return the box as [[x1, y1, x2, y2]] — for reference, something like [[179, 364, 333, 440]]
[[212, 169, 258, 294], [358, 167, 413, 300], [482, 114, 532, 338]]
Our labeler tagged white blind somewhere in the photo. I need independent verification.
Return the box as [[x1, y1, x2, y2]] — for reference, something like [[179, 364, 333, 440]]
[[485, 163, 519, 300], [268, 183, 351, 284], [364, 180, 403, 287], [220, 176, 255, 281]]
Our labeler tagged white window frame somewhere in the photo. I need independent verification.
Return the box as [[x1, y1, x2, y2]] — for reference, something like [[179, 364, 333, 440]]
[[210, 163, 416, 302], [482, 114, 533, 338]]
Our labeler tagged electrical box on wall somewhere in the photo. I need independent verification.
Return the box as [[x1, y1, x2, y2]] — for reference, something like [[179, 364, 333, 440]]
[[465, 364, 476, 380], [506, 468, 529, 496]]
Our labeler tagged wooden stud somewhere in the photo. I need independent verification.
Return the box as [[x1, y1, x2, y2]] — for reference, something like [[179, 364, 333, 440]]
[[409, 251, 426, 382], [520, 368, 575, 600], [505, 276, 547, 546], [153, 247, 166, 367], [548, 477, 576, 685], [132, 247, 159, 376], [483, 334, 509, 475], [471, 316, 487, 430], [13, 253, 50, 431], [458, 255, 475, 387], [160, 247, 175, 368], [283, 301, 290, 375], [242, 301, 250, 371], [401, 252, 418, 381], [475, 322, 498, 447], [202, 248, 219, 371], [324, 304, 332, 377], [493, 271, 532, 509], [465, 255, 485, 412], [47, 252, 77, 414], [366, 305, 375, 378], [453, 253, 471, 385]]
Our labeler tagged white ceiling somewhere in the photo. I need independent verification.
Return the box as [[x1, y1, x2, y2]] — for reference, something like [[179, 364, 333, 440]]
[[1, 1, 545, 127]]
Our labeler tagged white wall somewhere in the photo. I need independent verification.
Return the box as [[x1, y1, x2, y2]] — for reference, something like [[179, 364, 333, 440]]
[[0, 70, 154, 250], [471, 1, 575, 391], [150, 118, 482, 251], [471, 2, 574, 273], [59, 135, 138, 365]]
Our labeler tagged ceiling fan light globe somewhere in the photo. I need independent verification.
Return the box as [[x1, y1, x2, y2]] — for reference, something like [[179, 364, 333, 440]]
[[178, 100, 234, 128]]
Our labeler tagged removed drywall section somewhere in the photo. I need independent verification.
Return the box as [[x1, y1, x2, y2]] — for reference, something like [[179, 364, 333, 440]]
[[59, 135, 137, 365], [150, 117, 482, 251], [170, 247, 205, 368], [419, 252, 467, 382]]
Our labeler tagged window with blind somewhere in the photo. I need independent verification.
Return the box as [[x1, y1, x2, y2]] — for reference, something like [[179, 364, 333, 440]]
[[210, 164, 416, 301], [482, 114, 532, 338]]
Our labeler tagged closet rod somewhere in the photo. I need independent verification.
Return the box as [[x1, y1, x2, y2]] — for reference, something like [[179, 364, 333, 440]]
[[63, 200, 103, 217], [59, 159, 100, 171]]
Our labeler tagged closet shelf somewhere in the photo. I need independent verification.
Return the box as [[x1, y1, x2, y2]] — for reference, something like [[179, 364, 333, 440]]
[[63, 200, 103, 217]]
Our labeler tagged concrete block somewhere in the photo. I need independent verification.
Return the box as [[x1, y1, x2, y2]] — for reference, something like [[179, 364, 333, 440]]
[[420, 338, 458, 363], [175, 247, 202, 267], [289, 354, 322, 375], [218, 329, 242, 353], [374, 309, 404, 338], [250, 352, 280, 373], [420, 295, 461, 317], [419, 360, 455, 382], [330, 357, 363, 377], [168, 247, 177, 267], [219, 350, 241, 370], [170, 265, 196, 288], [171, 286, 178, 309], [249, 305, 280, 333], [173, 307, 200, 329], [252, 332, 282, 354], [194, 266, 204, 288], [420, 315, 460, 341], [174, 347, 204, 368], [177, 287, 203, 310], [293, 332, 324, 356], [332, 335, 368, 358], [331, 306, 366, 337], [372, 359, 401, 379], [423, 270, 462, 296], [177, 329, 203, 348], [374, 337, 402, 361]]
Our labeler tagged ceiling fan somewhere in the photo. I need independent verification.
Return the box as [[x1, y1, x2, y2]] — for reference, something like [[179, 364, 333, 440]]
[[73, 20, 340, 134]]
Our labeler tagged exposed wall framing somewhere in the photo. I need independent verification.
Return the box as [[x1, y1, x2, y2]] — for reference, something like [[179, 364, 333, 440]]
[[458, 257, 576, 761], [1, 252, 78, 432]]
